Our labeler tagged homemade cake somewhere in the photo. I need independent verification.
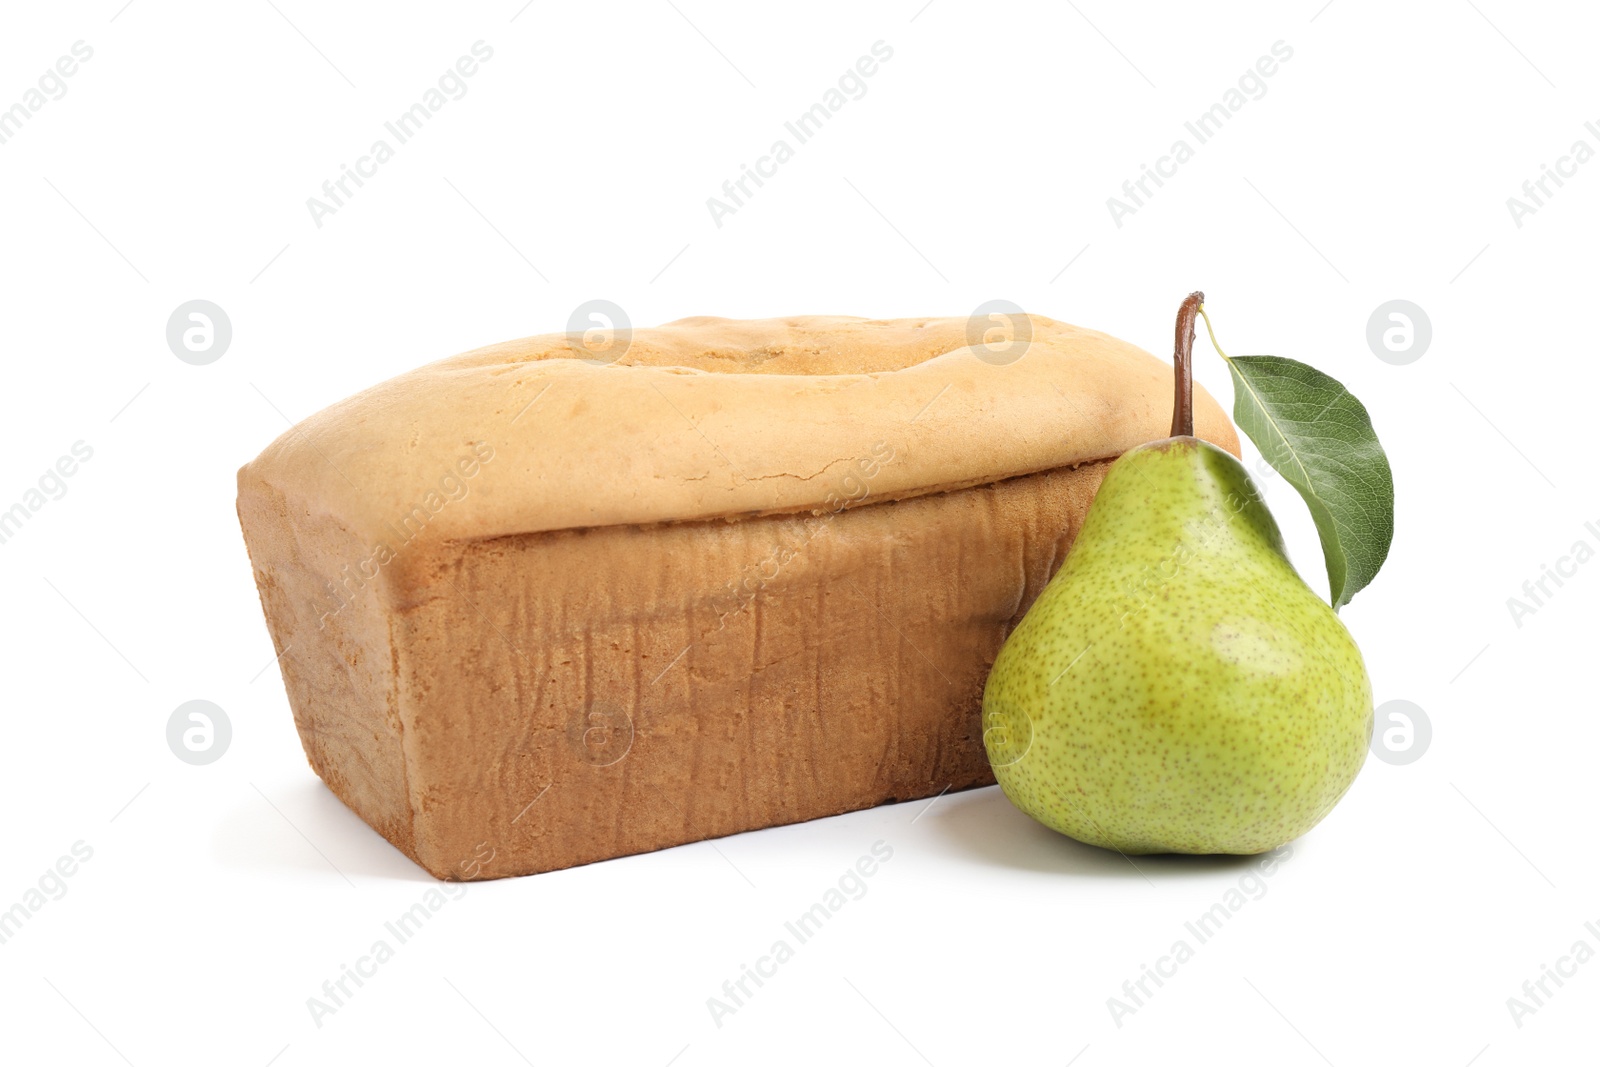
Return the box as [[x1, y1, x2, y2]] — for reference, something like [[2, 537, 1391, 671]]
[[236, 314, 1239, 880]]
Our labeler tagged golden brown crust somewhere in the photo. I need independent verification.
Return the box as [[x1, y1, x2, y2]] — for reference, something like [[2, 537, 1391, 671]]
[[240, 315, 1238, 549]]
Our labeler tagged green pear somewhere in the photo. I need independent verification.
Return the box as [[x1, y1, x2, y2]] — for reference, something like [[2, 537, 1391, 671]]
[[982, 301, 1373, 855]]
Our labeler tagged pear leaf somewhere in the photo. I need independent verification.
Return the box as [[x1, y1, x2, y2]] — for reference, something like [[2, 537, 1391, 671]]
[[1224, 355, 1394, 609]]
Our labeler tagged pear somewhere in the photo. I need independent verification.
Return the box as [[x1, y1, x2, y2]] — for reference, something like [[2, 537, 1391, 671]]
[[982, 295, 1373, 855]]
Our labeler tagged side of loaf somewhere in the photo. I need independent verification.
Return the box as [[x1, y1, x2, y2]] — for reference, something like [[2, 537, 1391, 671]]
[[237, 315, 1240, 880]]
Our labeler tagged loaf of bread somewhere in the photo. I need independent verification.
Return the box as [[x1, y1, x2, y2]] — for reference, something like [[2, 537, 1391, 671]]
[[237, 314, 1239, 880]]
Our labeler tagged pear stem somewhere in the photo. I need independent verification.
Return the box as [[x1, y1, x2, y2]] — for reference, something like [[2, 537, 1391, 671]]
[[1171, 291, 1204, 438]]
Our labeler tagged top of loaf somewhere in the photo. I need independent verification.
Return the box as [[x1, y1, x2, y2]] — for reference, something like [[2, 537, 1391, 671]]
[[239, 314, 1239, 545]]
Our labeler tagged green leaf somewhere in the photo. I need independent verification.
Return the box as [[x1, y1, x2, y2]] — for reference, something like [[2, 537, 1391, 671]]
[[1224, 355, 1394, 609]]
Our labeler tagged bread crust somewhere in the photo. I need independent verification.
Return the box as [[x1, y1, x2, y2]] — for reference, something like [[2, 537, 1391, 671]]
[[242, 315, 1238, 547]]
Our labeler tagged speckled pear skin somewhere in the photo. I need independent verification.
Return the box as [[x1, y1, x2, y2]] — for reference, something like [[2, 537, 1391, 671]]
[[982, 437, 1373, 854]]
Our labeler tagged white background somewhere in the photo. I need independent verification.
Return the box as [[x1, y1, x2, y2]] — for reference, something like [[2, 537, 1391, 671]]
[[0, 1, 1593, 1063]]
